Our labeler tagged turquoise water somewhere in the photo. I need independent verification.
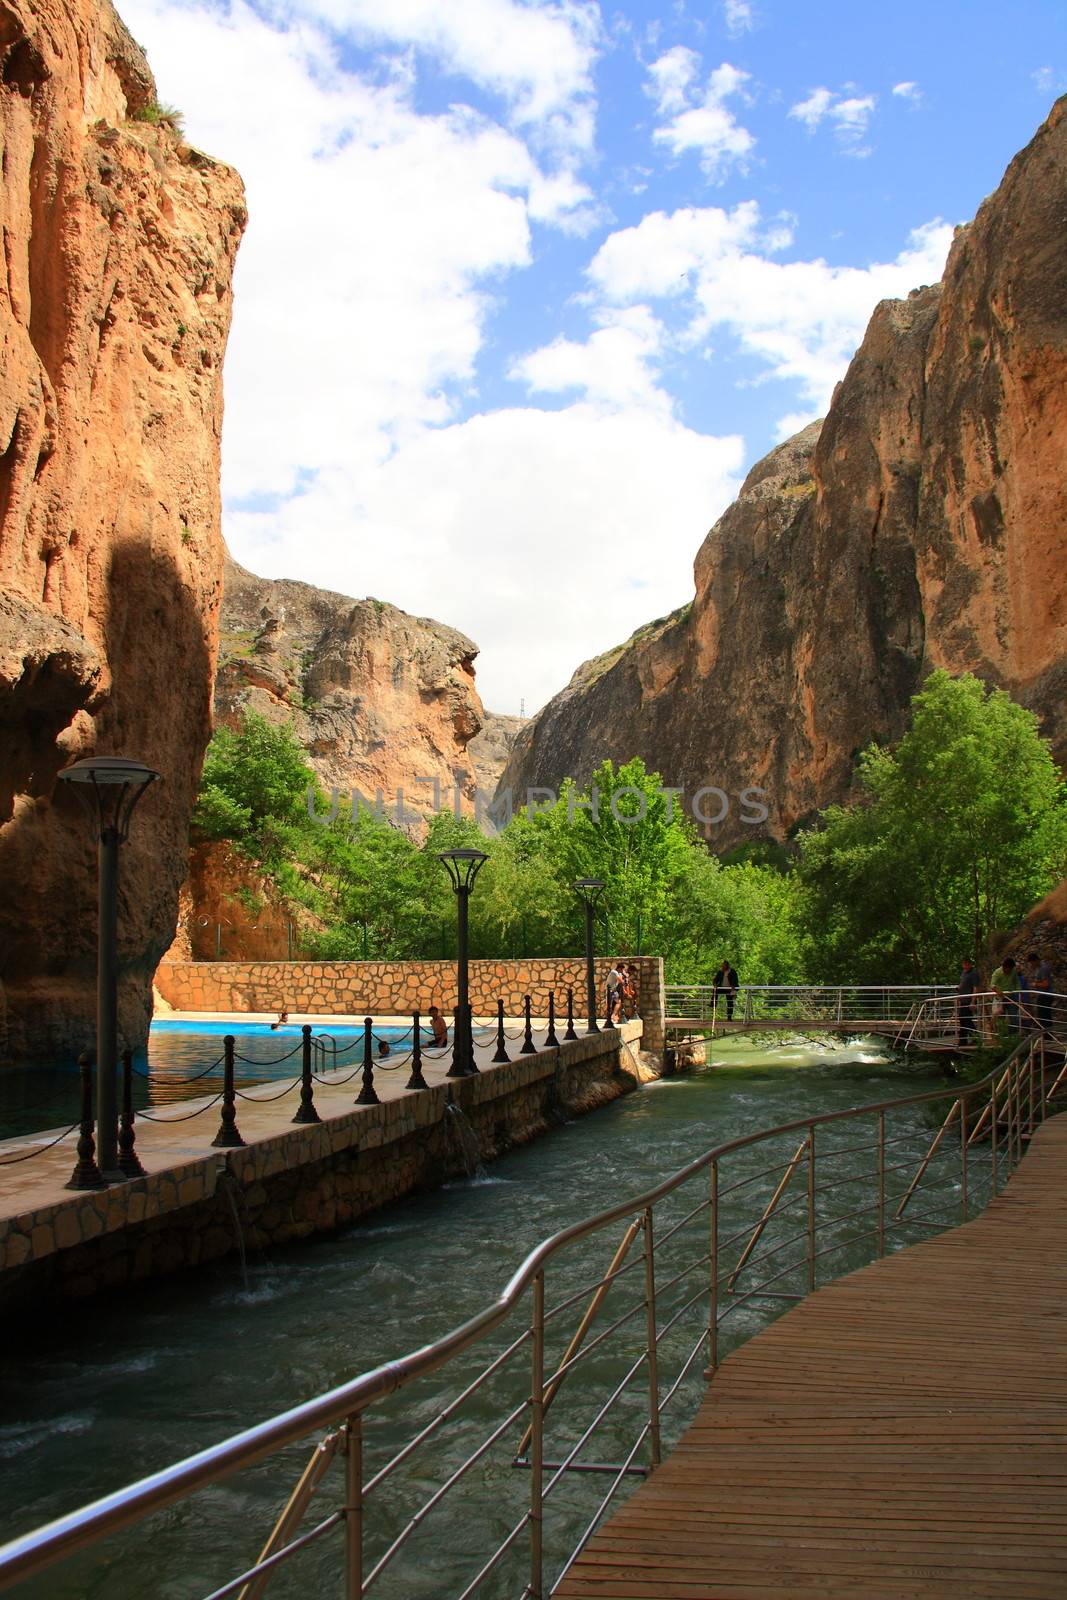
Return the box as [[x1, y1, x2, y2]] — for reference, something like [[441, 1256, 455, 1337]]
[[0, 1040, 972, 1599], [0, 1022, 416, 1140]]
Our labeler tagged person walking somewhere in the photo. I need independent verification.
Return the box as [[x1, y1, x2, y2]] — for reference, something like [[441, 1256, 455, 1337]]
[[956, 958, 979, 1044], [713, 959, 740, 1022], [991, 957, 1021, 1036]]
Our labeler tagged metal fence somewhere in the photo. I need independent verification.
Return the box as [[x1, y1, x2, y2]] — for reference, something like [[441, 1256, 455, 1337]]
[[0, 1032, 1059, 1599], [664, 982, 958, 1025]]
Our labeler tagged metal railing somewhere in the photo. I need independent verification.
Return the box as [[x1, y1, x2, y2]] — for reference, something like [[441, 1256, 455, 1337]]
[[664, 982, 957, 1026], [664, 982, 1067, 1042], [0, 1031, 1060, 1599]]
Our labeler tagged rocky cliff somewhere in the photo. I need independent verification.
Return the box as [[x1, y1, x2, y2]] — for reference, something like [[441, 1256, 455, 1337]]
[[500, 98, 1067, 846], [0, 0, 244, 1062], [216, 554, 518, 824]]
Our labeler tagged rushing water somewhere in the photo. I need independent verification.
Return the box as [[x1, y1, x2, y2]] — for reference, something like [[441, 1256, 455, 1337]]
[[0, 1038, 964, 1599]]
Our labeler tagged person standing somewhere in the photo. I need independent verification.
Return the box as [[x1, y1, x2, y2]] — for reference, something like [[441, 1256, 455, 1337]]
[[956, 959, 979, 1044], [1026, 951, 1054, 1034], [991, 957, 1021, 1036], [713, 959, 740, 1021], [625, 963, 641, 1019], [606, 961, 624, 1025]]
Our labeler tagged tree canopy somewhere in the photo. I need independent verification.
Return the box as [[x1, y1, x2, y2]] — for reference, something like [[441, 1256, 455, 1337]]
[[191, 672, 1067, 984]]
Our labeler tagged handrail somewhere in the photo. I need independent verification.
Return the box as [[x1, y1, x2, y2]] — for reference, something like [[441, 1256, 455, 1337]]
[[0, 1031, 1055, 1596]]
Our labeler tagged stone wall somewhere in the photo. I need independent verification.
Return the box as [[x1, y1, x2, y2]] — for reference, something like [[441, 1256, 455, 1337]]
[[154, 957, 666, 1051], [0, 1024, 644, 1314]]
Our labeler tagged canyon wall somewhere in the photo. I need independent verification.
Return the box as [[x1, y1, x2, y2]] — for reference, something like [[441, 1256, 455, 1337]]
[[215, 554, 521, 822], [500, 98, 1067, 846], [0, 0, 244, 1061]]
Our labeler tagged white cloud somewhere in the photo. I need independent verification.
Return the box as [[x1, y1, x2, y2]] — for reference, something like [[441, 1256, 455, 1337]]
[[118, 0, 744, 715], [1032, 66, 1067, 96], [789, 86, 876, 153], [587, 204, 955, 423], [293, 0, 601, 154], [722, 0, 754, 36], [789, 87, 834, 130], [121, 0, 597, 516], [651, 58, 755, 180], [892, 80, 922, 102], [228, 406, 744, 710], [647, 45, 701, 116], [510, 305, 671, 412]]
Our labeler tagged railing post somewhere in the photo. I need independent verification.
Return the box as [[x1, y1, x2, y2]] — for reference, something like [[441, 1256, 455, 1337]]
[[343, 1412, 363, 1600], [356, 1019, 380, 1106], [1040, 1036, 1047, 1118], [521, 995, 537, 1055], [529, 1270, 545, 1600], [118, 1047, 145, 1178], [960, 1092, 969, 1221], [643, 1207, 662, 1469], [293, 1025, 320, 1124], [212, 1036, 245, 1149], [406, 1013, 429, 1090], [463, 1003, 479, 1075], [564, 986, 578, 1041], [492, 999, 510, 1063], [1028, 1042, 1036, 1138], [546, 992, 559, 1049], [65, 1051, 107, 1191], [806, 1124, 816, 1293], [877, 1110, 886, 1257], [990, 1074, 999, 1192], [706, 1160, 719, 1376]]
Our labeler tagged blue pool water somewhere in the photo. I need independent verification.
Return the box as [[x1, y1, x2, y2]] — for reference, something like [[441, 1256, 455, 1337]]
[[0, 1020, 421, 1139]]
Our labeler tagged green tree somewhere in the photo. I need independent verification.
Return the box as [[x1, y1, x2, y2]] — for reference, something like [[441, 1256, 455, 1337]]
[[795, 671, 1067, 980], [194, 712, 316, 861]]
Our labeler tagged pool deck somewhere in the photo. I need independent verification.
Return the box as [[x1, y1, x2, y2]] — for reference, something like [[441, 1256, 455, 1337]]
[[0, 1017, 646, 1289]]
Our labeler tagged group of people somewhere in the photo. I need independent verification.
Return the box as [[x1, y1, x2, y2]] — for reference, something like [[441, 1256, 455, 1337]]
[[606, 961, 641, 1025], [958, 952, 1056, 1039]]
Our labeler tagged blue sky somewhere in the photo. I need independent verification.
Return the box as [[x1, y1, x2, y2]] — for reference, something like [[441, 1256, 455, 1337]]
[[124, 0, 1065, 713]]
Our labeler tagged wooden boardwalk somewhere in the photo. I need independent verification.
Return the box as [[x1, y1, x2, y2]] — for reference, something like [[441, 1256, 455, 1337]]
[[556, 1112, 1067, 1598]]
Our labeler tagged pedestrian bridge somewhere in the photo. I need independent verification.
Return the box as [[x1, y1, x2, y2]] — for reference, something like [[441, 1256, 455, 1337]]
[[666, 983, 1067, 1053], [1, 1031, 1064, 1597]]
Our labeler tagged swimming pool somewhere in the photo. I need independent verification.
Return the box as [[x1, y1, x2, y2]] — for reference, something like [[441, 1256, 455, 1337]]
[[0, 1018, 422, 1140]]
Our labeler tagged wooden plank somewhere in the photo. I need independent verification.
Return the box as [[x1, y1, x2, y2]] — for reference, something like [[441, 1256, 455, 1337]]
[[554, 1112, 1067, 1598]]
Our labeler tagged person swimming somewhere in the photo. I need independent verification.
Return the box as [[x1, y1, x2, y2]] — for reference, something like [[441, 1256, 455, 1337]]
[[270, 1007, 290, 1031]]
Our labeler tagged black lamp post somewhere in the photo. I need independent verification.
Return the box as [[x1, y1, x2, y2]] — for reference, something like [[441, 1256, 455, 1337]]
[[437, 847, 488, 1075], [58, 756, 160, 1181], [573, 878, 605, 1034]]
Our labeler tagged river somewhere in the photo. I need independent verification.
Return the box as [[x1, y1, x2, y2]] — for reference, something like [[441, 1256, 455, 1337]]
[[0, 1037, 960, 1599]]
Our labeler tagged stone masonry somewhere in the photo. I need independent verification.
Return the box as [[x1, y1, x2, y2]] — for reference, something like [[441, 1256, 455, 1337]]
[[155, 957, 666, 1052]]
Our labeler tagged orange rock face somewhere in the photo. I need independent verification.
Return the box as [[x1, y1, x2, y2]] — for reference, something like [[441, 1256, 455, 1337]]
[[0, 0, 245, 1062], [216, 555, 504, 825], [501, 98, 1067, 846]]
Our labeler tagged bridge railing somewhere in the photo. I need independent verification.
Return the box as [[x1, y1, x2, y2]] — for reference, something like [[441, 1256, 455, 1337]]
[[664, 983, 957, 1025], [0, 1035, 1058, 1600]]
